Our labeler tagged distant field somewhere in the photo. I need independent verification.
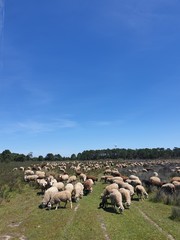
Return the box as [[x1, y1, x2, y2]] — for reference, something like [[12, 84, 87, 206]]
[[0, 161, 179, 240]]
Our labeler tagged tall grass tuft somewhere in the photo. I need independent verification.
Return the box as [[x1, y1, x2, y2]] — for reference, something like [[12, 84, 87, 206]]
[[0, 163, 26, 202], [170, 206, 180, 221], [150, 189, 179, 206]]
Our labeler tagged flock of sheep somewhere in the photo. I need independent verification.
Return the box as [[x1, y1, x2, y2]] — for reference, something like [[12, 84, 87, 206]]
[[14, 159, 180, 213]]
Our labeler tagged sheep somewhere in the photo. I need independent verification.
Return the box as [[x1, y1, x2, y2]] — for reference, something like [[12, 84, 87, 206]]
[[119, 188, 131, 209], [24, 174, 38, 182], [128, 175, 140, 180], [153, 171, 158, 177], [111, 170, 121, 177], [112, 176, 124, 182], [160, 183, 175, 195], [35, 171, 46, 179], [100, 175, 113, 183], [135, 185, 148, 200], [86, 175, 98, 184], [150, 176, 161, 183], [126, 179, 142, 188], [12, 167, 18, 171], [79, 173, 87, 182], [67, 175, 77, 183], [50, 181, 64, 191], [24, 169, 34, 175], [102, 183, 119, 197], [113, 181, 134, 197], [39, 186, 58, 208], [108, 189, 124, 213], [83, 179, 94, 195], [36, 178, 48, 193], [64, 183, 74, 194], [104, 169, 112, 175], [112, 179, 124, 186], [107, 176, 123, 184], [170, 177, 180, 183], [72, 182, 84, 202], [47, 190, 72, 210], [49, 178, 58, 186], [19, 166, 25, 171], [172, 181, 180, 187], [58, 174, 69, 182]]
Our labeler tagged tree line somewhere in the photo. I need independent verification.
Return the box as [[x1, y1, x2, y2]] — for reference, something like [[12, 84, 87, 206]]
[[0, 147, 180, 162]]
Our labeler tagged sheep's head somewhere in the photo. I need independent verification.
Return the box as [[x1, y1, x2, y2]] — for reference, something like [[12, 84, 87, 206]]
[[39, 202, 47, 209], [47, 201, 52, 209], [124, 202, 130, 209], [118, 206, 124, 214], [145, 193, 148, 199]]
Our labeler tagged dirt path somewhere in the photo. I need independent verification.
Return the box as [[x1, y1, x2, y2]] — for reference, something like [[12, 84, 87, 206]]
[[97, 215, 111, 240], [134, 206, 175, 240], [62, 203, 80, 237]]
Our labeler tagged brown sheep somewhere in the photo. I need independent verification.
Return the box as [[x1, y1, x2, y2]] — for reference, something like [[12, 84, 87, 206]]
[[86, 175, 98, 184], [83, 179, 93, 195]]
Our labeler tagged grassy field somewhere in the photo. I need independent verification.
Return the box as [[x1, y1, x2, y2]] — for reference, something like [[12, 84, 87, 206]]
[[0, 162, 179, 240]]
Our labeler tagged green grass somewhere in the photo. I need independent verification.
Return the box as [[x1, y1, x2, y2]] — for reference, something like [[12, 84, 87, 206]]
[[0, 182, 179, 240], [0, 163, 179, 240]]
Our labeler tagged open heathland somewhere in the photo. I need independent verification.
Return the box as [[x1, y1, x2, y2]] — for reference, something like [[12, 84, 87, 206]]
[[0, 160, 179, 240]]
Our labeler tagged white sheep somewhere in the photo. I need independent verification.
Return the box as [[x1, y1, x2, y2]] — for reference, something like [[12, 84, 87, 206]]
[[128, 175, 140, 180], [67, 175, 77, 183], [52, 182, 65, 191], [36, 178, 48, 193], [79, 173, 87, 182], [126, 179, 142, 188], [119, 188, 131, 208], [114, 181, 134, 197], [59, 174, 69, 182], [24, 169, 34, 175], [112, 176, 124, 182], [135, 185, 148, 200], [150, 176, 161, 183], [108, 189, 124, 213], [47, 190, 72, 210], [24, 174, 38, 182], [102, 183, 119, 197], [65, 183, 74, 194], [35, 171, 46, 179], [40, 186, 58, 208], [72, 182, 84, 202]]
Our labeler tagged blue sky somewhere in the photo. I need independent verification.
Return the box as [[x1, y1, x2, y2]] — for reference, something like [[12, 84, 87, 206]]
[[0, 0, 180, 157]]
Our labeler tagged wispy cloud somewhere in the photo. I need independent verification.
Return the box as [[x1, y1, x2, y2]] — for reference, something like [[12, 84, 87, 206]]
[[88, 119, 124, 127], [0, 119, 77, 134]]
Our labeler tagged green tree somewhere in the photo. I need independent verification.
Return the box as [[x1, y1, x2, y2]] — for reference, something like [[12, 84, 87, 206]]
[[1, 149, 12, 162], [45, 153, 54, 161]]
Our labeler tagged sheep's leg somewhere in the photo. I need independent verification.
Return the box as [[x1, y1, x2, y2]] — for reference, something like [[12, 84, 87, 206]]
[[70, 200, 72, 209], [55, 204, 58, 210]]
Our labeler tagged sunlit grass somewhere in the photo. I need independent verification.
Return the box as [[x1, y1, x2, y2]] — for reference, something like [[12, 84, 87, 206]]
[[0, 162, 179, 240]]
